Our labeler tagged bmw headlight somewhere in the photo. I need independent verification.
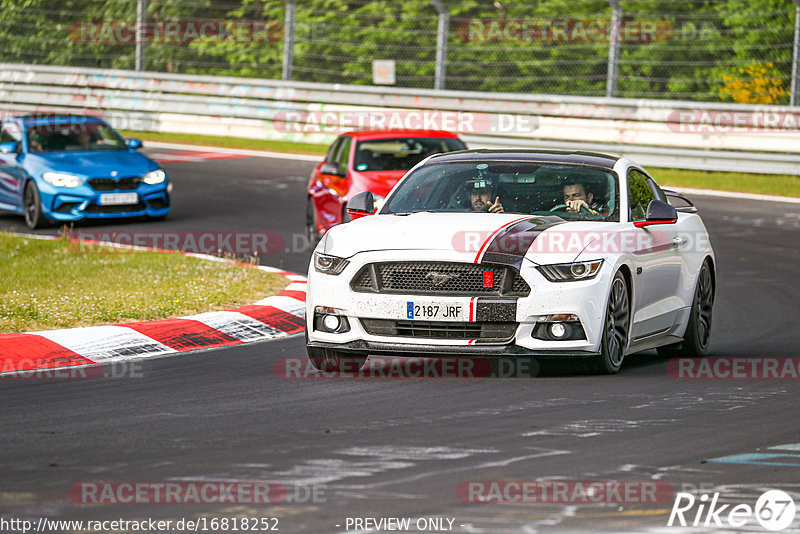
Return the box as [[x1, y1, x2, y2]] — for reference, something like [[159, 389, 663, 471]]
[[143, 169, 167, 185], [314, 252, 349, 275], [41, 172, 83, 188], [537, 259, 603, 282]]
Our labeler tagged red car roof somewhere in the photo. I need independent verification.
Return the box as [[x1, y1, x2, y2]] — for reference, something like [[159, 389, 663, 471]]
[[342, 129, 462, 140]]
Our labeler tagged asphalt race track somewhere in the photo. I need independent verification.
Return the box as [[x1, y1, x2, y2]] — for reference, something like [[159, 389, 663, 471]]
[[2, 148, 800, 533]]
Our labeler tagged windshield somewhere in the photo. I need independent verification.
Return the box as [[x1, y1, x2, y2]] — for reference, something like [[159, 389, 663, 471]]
[[381, 161, 620, 222], [353, 137, 466, 172], [26, 122, 127, 153]]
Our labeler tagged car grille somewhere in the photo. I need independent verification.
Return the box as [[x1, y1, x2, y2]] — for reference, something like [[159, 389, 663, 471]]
[[87, 177, 141, 191], [85, 201, 147, 214], [351, 262, 530, 297], [361, 319, 516, 342]]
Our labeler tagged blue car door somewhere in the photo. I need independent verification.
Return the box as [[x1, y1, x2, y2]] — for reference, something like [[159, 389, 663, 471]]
[[0, 121, 25, 209]]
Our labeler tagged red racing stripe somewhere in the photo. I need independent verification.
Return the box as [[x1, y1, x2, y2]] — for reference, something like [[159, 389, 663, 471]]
[[122, 319, 241, 352], [0, 333, 93, 373], [234, 305, 305, 334]]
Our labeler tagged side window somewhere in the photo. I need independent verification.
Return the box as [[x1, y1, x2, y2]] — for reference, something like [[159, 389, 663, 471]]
[[336, 136, 351, 174], [0, 122, 21, 144], [628, 169, 656, 221], [325, 137, 343, 164]]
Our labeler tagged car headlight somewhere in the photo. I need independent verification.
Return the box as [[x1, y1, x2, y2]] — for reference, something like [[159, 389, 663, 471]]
[[143, 169, 166, 185], [537, 259, 603, 282], [314, 252, 349, 275], [41, 172, 83, 188]]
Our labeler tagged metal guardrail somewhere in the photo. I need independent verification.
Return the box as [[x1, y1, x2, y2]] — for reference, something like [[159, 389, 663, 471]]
[[1, 63, 799, 174]]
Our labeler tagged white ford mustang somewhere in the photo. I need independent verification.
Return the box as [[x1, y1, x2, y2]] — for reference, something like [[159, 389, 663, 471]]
[[306, 150, 715, 374]]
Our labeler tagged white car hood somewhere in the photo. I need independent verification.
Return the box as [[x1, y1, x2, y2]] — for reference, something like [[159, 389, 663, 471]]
[[322, 213, 622, 265]]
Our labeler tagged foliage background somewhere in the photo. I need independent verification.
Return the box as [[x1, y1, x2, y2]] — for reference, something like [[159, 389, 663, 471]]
[[0, 0, 796, 103]]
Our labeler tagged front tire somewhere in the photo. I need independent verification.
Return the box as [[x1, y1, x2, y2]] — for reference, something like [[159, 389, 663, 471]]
[[657, 261, 714, 357], [305, 198, 321, 251], [24, 181, 47, 229], [588, 271, 630, 374]]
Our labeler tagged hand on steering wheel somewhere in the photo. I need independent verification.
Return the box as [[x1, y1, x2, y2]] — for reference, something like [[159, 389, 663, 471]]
[[551, 201, 594, 214]]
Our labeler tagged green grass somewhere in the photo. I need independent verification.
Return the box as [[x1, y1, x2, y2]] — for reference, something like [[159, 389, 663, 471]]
[[653, 168, 800, 198], [120, 130, 328, 155], [0, 233, 289, 333]]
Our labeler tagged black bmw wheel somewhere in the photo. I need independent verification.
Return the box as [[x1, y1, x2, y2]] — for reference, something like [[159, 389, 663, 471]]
[[23, 181, 47, 229], [657, 261, 714, 357], [588, 271, 630, 374]]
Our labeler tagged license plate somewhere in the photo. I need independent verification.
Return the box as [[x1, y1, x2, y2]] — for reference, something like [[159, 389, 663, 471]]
[[406, 301, 465, 321], [98, 192, 138, 205]]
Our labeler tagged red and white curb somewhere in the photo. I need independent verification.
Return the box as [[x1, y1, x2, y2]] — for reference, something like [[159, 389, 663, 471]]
[[0, 237, 307, 376]]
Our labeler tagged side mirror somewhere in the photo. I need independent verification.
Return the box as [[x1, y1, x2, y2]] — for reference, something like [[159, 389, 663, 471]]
[[0, 142, 19, 154], [634, 199, 678, 228], [346, 191, 375, 220], [127, 138, 143, 149], [320, 161, 344, 176]]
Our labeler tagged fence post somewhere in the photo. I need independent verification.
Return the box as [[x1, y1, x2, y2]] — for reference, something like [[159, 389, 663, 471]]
[[431, 0, 449, 90], [135, 0, 147, 71], [792, 0, 800, 106], [282, 0, 297, 81], [606, 0, 622, 98]]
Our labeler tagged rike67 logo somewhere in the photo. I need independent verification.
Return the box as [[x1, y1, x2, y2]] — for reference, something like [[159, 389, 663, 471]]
[[668, 490, 796, 531]]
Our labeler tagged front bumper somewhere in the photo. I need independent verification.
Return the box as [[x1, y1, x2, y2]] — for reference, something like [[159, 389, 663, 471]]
[[307, 250, 613, 356], [41, 184, 170, 221], [307, 339, 600, 359]]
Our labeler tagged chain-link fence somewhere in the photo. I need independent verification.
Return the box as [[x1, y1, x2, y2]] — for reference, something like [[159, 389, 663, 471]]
[[1, 0, 798, 105]]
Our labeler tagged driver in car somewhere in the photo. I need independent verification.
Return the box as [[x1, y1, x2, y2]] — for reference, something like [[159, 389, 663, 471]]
[[468, 178, 504, 213], [562, 180, 602, 215]]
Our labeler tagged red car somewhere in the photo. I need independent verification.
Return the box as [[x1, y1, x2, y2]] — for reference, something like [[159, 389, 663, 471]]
[[305, 130, 466, 246]]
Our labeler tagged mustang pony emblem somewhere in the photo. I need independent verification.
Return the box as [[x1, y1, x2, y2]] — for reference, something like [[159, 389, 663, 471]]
[[425, 272, 460, 287]]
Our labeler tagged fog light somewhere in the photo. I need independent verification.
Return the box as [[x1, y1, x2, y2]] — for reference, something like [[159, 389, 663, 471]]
[[313, 306, 350, 334], [532, 315, 585, 341], [549, 322, 567, 339], [322, 314, 341, 332]]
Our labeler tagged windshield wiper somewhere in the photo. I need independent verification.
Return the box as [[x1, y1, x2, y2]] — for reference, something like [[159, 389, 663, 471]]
[[391, 210, 440, 216]]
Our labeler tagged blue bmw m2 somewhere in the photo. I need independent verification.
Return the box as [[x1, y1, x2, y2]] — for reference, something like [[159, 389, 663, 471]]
[[0, 114, 170, 228]]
